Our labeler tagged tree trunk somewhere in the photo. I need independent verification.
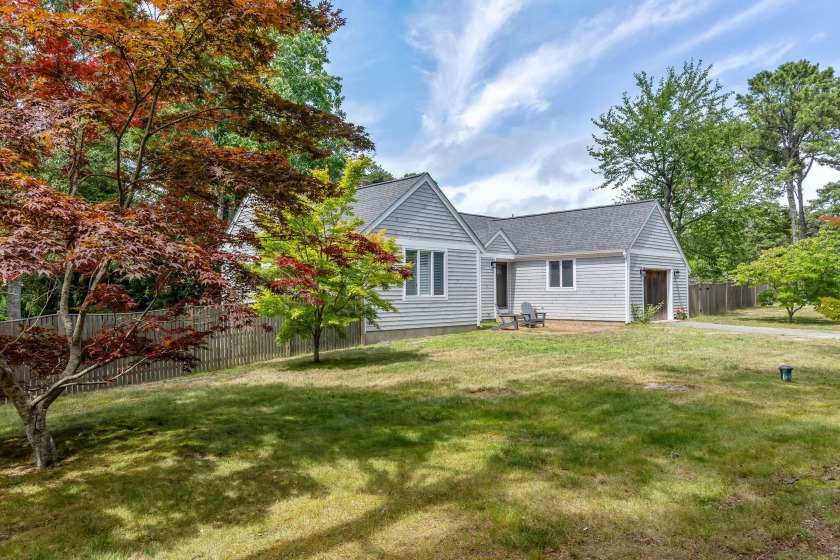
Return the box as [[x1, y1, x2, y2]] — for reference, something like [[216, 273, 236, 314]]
[[312, 328, 321, 363], [6, 278, 21, 320], [786, 182, 799, 243], [787, 307, 794, 323], [24, 405, 58, 468], [795, 177, 807, 240]]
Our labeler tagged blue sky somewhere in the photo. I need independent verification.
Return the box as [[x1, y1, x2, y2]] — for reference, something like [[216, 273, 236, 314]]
[[328, 0, 840, 216]]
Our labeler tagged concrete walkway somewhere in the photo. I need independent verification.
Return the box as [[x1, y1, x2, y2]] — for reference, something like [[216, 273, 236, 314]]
[[669, 321, 840, 340]]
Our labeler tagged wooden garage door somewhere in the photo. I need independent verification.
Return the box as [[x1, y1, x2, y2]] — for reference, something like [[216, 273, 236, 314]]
[[644, 270, 669, 321]]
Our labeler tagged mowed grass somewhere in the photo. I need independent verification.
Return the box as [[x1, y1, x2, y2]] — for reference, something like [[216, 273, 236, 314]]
[[689, 304, 840, 331], [1, 326, 840, 559]]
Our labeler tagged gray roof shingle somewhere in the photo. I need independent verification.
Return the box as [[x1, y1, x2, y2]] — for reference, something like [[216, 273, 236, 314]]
[[460, 200, 659, 255], [352, 174, 424, 227]]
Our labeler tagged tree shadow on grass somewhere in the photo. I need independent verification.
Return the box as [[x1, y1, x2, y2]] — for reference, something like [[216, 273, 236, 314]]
[[1, 374, 839, 559], [0, 380, 500, 558], [279, 345, 428, 372]]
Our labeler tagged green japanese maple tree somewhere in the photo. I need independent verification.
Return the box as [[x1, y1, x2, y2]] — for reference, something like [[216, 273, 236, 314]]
[[253, 159, 412, 363], [731, 227, 840, 322]]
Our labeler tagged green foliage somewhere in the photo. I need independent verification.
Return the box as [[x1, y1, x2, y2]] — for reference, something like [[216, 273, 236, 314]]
[[681, 196, 790, 281], [589, 60, 747, 246], [365, 163, 396, 184], [816, 297, 840, 320], [805, 181, 840, 235], [253, 159, 410, 362], [737, 60, 840, 242], [269, 30, 348, 181], [731, 227, 840, 321], [630, 302, 664, 324]]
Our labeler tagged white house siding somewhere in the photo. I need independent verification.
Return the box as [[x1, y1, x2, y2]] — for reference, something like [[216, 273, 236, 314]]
[[369, 247, 479, 331], [508, 256, 627, 321], [378, 182, 473, 244], [486, 234, 515, 253], [629, 209, 689, 318], [633, 208, 678, 252], [480, 256, 495, 320]]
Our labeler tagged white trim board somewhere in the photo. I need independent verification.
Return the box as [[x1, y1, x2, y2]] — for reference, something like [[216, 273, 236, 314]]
[[391, 236, 479, 252], [628, 248, 687, 259], [624, 252, 631, 324], [513, 250, 624, 260]]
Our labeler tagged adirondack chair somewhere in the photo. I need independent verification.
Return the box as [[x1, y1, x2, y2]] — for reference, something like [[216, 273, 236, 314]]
[[521, 302, 546, 328]]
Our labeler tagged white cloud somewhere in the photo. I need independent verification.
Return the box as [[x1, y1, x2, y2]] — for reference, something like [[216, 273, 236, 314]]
[[411, 0, 531, 138], [342, 98, 384, 128], [709, 40, 796, 77], [455, 1, 706, 139], [670, 0, 792, 54], [439, 137, 614, 215], [803, 163, 840, 202]]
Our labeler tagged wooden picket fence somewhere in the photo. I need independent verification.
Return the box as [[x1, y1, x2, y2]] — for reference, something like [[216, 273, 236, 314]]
[[0, 306, 361, 398], [689, 282, 769, 317]]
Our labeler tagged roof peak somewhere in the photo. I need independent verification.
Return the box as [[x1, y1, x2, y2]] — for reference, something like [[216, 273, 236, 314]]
[[357, 173, 426, 190]]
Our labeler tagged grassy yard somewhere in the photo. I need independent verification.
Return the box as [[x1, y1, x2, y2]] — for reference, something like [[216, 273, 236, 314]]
[[1, 326, 839, 559], [689, 304, 840, 331]]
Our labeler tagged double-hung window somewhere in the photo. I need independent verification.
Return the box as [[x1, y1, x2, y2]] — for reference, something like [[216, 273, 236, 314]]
[[547, 259, 574, 289], [405, 250, 445, 296]]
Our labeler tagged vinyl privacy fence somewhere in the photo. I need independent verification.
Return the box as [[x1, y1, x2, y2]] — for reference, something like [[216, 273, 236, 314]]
[[688, 282, 769, 317], [0, 307, 361, 397]]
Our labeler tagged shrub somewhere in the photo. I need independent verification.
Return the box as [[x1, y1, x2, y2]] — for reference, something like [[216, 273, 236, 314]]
[[631, 302, 664, 323]]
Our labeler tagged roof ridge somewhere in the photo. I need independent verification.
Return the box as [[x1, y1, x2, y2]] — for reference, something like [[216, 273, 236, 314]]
[[486, 199, 658, 221], [460, 212, 500, 219], [357, 173, 425, 190]]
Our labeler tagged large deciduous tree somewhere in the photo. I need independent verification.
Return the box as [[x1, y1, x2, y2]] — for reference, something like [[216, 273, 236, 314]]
[[254, 159, 411, 363], [0, 0, 370, 467], [588, 61, 746, 244], [737, 60, 840, 242]]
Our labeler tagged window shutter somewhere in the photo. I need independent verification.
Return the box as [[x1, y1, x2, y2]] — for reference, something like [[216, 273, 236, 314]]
[[405, 250, 418, 295], [433, 252, 445, 295]]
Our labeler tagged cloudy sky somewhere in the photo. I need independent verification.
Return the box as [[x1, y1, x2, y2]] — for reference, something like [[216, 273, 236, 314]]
[[328, 0, 840, 216]]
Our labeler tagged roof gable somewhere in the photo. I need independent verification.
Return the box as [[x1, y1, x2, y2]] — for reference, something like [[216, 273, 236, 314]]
[[361, 174, 485, 251], [485, 229, 518, 254]]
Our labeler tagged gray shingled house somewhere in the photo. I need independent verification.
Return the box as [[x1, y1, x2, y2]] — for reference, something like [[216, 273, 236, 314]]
[[231, 172, 690, 343]]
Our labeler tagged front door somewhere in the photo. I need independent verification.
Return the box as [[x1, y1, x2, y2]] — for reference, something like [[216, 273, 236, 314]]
[[496, 263, 508, 309], [644, 270, 669, 321]]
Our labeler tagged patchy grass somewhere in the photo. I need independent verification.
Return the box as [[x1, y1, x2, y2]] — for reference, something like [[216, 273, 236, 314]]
[[2, 326, 840, 559], [690, 304, 840, 331]]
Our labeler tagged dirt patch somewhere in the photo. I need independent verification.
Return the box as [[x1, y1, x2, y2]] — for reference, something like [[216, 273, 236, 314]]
[[517, 320, 623, 334], [642, 383, 702, 392], [466, 388, 519, 400]]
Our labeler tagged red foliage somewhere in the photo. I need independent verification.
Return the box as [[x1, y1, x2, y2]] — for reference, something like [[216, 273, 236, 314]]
[[0, 0, 372, 411]]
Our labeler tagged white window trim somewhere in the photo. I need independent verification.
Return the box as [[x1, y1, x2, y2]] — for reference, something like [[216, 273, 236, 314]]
[[545, 258, 576, 291], [403, 248, 448, 300]]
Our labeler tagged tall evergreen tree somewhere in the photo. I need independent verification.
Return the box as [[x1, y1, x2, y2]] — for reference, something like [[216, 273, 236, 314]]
[[737, 60, 840, 242]]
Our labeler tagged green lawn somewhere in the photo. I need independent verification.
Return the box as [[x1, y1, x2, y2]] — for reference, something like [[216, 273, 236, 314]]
[[689, 304, 840, 331], [2, 326, 840, 559]]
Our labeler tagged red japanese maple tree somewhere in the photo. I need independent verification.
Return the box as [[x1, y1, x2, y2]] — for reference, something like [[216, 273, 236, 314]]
[[0, 0, 370, 467]]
